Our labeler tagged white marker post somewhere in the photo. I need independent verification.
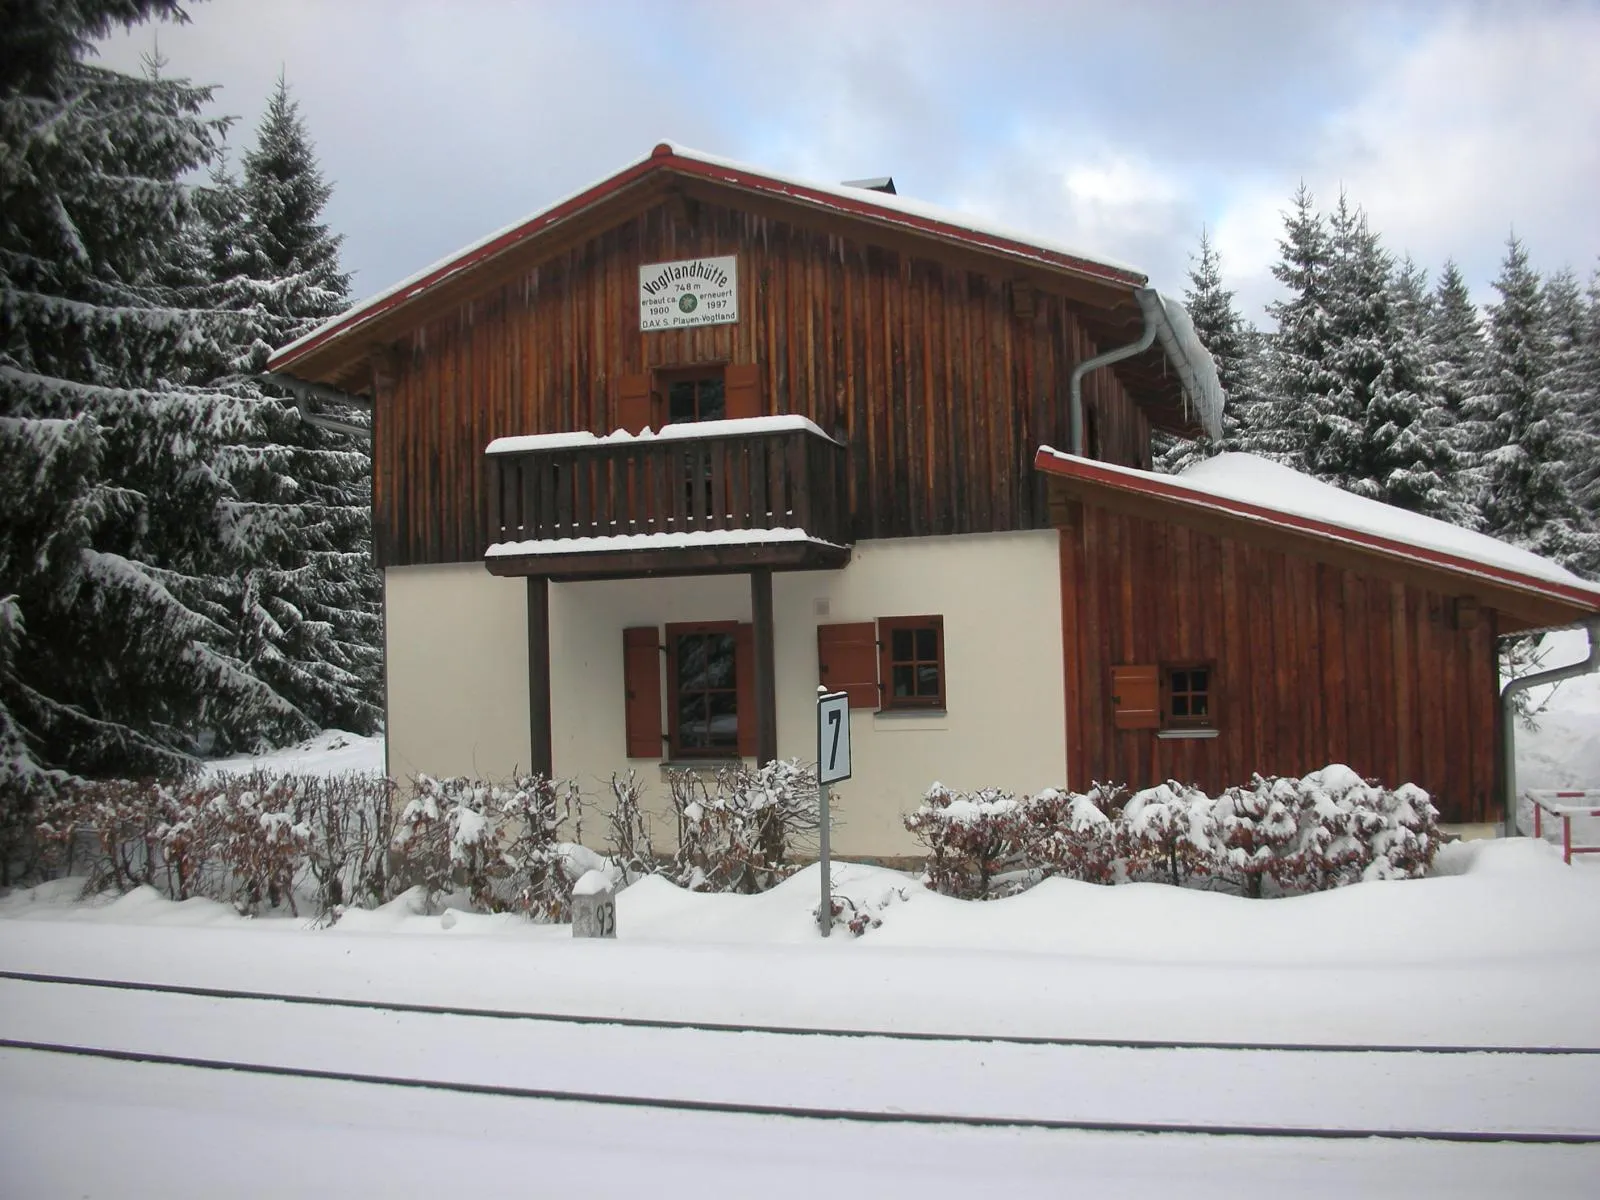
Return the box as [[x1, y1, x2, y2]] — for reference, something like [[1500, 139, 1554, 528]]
[[816, 688, 852, 937]]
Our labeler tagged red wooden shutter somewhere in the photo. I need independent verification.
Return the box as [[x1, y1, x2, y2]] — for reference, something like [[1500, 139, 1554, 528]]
[[735, 622, 757, 757], [724, 363, 762, 420], [617, 373, 653, 434], [817, 622, 879, 710], [1111, 664, 1160, 730], [623, 627, 663, 758]]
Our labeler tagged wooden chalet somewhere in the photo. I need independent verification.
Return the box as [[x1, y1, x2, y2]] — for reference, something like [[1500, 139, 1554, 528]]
[[268, 142, 1600, 852]]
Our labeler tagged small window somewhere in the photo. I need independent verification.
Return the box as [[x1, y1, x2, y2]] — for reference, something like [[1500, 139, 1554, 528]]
[[1164, 664, 1213, 728], [879, 615, 945, 711], [669, 625, 738, 756], [664, 373, 726, 424]]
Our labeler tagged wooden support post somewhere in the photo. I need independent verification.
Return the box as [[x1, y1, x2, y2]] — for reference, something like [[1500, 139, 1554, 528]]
[[527, 576, 553, 778], [751, 567, 778, 765]]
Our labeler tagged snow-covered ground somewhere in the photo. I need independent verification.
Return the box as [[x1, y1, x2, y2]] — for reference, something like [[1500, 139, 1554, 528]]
[[202, 727, 384, 778], [5, 632, 1596, 1197], [4, 841, 1600, 1197]]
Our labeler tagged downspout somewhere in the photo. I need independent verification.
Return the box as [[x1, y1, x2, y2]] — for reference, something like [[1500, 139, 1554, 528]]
[[1069, 287, 1160, 455], [256, 371, 373, 440], [1500, 620, 1600, 838]]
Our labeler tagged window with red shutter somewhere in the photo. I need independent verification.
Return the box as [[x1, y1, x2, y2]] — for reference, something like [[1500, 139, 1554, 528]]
[[1110, 664, 1159, 730], [617, 373, 654, 434], [816, 622, 879, 710], [877, 615, 945, 711], [622, 627, 663, 758], [663, 621, 745, 759], [724, 362, 762, 420]]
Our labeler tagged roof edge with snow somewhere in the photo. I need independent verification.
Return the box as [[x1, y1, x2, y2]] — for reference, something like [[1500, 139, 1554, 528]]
[[268, 142, 1151, 377], [1035, 448, 1600, 631]]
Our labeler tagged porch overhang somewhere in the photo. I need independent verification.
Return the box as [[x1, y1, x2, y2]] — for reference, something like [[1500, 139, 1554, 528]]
[[484, 531, 851, 582]]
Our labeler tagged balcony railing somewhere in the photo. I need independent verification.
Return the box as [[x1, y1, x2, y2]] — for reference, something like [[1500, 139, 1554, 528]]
[[484, 418, 851, 569]]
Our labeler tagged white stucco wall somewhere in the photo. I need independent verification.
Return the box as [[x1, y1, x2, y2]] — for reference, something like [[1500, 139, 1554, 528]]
[[384, 530, 1066, 858], [383, 563, 531, 782]]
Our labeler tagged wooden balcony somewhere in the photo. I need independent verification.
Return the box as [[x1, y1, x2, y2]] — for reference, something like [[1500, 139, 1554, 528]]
[[482, 418, 853, 580]]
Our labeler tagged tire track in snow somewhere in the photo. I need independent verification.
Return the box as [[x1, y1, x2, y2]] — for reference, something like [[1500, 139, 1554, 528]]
[[4, 968, 1595, 1055]]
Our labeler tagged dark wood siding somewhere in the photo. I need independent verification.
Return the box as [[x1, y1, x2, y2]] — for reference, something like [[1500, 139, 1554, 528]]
[[1059, 508, 1500, 823], [373, 197, 1150, 566]]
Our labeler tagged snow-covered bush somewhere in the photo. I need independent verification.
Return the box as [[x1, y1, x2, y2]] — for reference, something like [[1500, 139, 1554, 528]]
[[390, 773, 583, 917], [603, 771, 655, 884], [1038, 784, 1125, 885], [204, 776, 309, 915], [904, 784, 1042, 899], [667, 759, 819, 893], [905, 766, 1442, 900], [1118, 782, 1213, 887]]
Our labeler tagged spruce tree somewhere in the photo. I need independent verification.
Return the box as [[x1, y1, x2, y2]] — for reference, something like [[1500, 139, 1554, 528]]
[[1471, 238, 1598, 570], [0, 3, 311, 804], [1427, 260, 1484, 432], [206, 77, 381, 733], [1260, 184, 1337, 468], [1543, 268, 1600, 570], [1571, 266, 1600, 518]]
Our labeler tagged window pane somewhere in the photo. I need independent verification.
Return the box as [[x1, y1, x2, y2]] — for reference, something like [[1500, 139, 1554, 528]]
[[1191, 669, 1208, 691], [677, 635, 709, 689], [891, 629, 913, 661], [1192, 696, 1208, 716], [915, 627, 937, 660], [703, 634, 735, 687], [699, 379, 725, 421], [892, 665, 914, 697], [1171, 670, 1188, 693], [668, 380, 697, 423], [707, 690, 738, 748], [679, 694, 709, 748], [1173, 696, 1189, 716], [916, 664, 941, 697]]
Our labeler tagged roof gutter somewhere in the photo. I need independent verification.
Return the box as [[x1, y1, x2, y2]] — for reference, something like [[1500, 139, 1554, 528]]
[[1070, 287, 1160, 454], [257, 372, 372, 440], [1499, 621, 1600, 838]]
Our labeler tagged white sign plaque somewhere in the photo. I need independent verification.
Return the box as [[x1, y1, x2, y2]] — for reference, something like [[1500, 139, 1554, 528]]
[[638, 255, 739, 331], [817, 690, 852, 785]]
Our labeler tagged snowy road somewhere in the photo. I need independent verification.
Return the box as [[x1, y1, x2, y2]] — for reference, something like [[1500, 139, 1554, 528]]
[[2, 975, 1597, 1139], [7, 1048, 1599, 1200]]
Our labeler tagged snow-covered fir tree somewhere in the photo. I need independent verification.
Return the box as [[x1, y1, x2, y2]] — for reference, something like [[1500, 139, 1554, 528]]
[[1260, 184, 1338, 468], [1264, 190, 1464, 519], [1469, 239, 1598, 572], [1543, 268, 1600, 569], [201, 77, 382, 733], [1426, 260, 1484, 434], [1571, 267, 1600, 519], [0, 3, 312, 807]]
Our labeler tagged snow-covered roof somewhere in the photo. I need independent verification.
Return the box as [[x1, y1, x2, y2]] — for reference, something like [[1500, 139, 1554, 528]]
[[486, 414, 836, 456], [269, 141, 1151, 374], [1034, 448, 1600, 617], [485, 527, 839, 559]]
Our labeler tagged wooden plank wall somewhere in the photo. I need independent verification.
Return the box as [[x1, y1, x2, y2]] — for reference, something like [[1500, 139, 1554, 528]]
[[374, 198, 1150, 566], [1059, 507, 1500, 823]]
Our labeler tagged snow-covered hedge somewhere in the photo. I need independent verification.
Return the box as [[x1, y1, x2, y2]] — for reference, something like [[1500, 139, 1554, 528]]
[[667, 758, 819, 893], [390, 773, 585, 918], [34, 771, 397, 917], [904, 765, 1441, 899]]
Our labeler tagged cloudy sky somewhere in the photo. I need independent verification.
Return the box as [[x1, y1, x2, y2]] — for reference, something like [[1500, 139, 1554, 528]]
[[98, 0, 1600, 323]]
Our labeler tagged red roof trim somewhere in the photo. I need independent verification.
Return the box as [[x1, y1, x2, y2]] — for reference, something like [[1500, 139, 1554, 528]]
[[269, 149, 1146, 374], [1034, 448, 1600, 613]]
